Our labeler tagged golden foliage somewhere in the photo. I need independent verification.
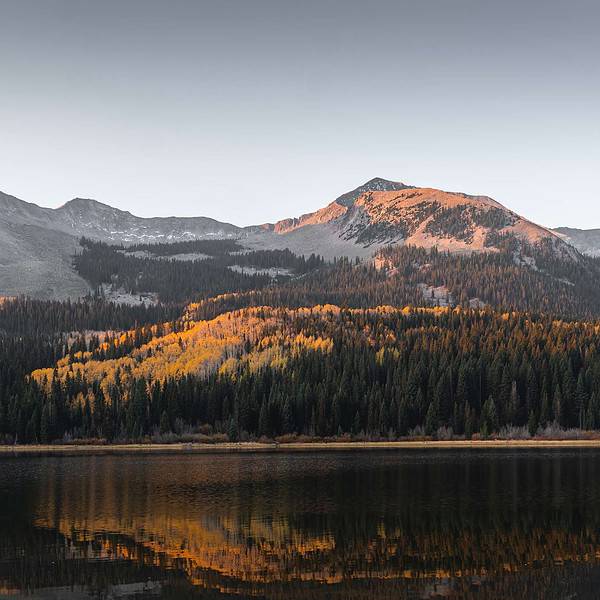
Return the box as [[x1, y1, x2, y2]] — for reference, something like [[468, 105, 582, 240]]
[[32, 303, 529, 402]]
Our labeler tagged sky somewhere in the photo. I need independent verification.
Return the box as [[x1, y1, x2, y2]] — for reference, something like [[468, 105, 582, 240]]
[[0, 0, 598, 228]]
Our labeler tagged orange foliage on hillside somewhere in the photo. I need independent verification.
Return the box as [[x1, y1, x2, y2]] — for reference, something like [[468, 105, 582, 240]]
[[31, 306, 342, 398], [31, 303, 471, 404]]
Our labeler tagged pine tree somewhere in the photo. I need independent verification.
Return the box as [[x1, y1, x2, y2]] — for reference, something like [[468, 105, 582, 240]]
[[40, 403, 51, 443], [425, 400, 439, 437], [258, 398, 269, 437], [576, 373, 589, 429], [227, 417, 239, 442], [481, 396, 498, 438], [585, 393, 600, 430], [159, 410, 170, 434], [528, 410, 538, 437], [464, 403, 474, 440], [553, 387, 564, 426]]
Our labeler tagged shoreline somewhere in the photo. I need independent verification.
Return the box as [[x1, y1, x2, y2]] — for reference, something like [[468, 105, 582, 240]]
[[3, 439, 600, 454]]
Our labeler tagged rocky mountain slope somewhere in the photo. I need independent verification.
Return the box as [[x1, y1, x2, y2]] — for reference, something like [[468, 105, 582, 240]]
[[0, 190, 241, 243], [0, 179, 586, 298], [0, 191, 242, 298], [0, 192, 89, 299], [259, 178, 561, 254], [55, 198, 241, 242], [553, 227, 600, 257], [241, 178, 573, 261]]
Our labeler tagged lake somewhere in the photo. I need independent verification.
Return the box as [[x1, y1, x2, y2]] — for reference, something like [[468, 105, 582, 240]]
[[1, 449, 600, 599]]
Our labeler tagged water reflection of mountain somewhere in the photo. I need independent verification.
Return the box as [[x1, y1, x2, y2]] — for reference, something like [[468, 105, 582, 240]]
[[3, 451, 600, 598]]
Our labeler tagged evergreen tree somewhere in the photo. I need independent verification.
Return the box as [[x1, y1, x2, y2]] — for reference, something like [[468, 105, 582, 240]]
[[481, 396, 498, 438]]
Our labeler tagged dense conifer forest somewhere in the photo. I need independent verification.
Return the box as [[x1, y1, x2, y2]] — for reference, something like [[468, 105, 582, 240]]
[[2, 305, 600, 443], [3, 238, 600, 444], [0, 296, 180, 335], [190, 242, 600, 321], [73, 238, 324, 303]]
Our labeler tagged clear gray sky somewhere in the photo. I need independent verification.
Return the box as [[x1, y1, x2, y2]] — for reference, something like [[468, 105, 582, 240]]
[[0, 0, 598, 227]]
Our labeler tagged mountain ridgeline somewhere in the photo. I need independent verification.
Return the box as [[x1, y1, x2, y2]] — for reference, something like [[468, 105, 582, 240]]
[[0, 177, 595, 299], [2, 177, 600, 443]]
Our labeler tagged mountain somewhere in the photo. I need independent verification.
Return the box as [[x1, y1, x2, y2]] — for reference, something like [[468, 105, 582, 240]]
[[552, 227, 600, 257], [270, 181, 557, 250], [245, 178, 569, 261], [0, 192, 89, 299], [0, 192, 242, 299], [0, 179, 584, 299], [54, 198, 241, 242], [0, 191, 241, 244]]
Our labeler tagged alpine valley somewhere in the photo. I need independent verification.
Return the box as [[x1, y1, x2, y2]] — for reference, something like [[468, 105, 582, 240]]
[[2, 177, 600, 445]]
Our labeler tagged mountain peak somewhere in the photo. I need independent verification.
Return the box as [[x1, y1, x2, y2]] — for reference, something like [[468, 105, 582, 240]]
[[66, 197, 100, 205], [270, 182, 563, 257], [364, 176, 404, 186], [335, 177, 411, 207], [59, 197, 122, 212]]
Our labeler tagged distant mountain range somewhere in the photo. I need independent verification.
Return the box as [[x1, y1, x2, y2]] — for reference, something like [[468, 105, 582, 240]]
[[0, 178, 596, 299], [553, 227, 600, 257]]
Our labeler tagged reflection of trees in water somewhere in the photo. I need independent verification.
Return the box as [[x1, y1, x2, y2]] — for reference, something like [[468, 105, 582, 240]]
[[3, 452, 600, 598], [0, 525, 176, 596], [3, 527, 600, 600]]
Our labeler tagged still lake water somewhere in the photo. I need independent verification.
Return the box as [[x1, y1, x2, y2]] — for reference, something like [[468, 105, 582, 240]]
[[1, 450, 600, 599]]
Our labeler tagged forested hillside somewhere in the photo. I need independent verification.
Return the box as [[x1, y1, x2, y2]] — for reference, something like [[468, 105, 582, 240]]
[[3, 233, 600, 445], [189, 241, 600, 321], [73, 238, 323, 303], [0, 296, 180, 335], [0, 305, 599, 443]]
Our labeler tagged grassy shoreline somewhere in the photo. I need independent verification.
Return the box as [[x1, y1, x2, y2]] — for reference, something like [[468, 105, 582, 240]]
[[3, 439, 600, 454]]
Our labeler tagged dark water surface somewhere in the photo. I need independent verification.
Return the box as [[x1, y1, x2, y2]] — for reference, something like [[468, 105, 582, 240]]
[[1, 449, 600, 599]]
